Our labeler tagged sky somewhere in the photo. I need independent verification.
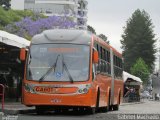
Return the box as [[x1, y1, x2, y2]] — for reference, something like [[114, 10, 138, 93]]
[[11, 0, 160, 52], [12, 0, 160, 50], [10, 0, 160, 70], [87, 0, 160, 70]]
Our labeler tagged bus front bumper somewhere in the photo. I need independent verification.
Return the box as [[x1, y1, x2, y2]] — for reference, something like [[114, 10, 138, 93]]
[[23, 90, 96, 107]]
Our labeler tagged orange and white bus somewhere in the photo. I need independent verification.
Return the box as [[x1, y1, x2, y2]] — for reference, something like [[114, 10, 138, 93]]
[[20, 29, 123, 114]]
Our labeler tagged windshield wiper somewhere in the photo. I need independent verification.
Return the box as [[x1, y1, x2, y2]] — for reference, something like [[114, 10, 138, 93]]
[[62, 55, 74, 83], [39, 55, 60, 82]]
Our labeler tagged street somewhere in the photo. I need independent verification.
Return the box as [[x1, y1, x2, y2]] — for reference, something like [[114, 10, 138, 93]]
[[12, 100, 160, 120], [0, 1, 160, 120]]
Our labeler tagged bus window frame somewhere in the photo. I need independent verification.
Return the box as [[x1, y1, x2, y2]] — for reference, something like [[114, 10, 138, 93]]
[[25, 43, 92, 83], [113, 54, 123, 79], [93, 41, 111, 76]]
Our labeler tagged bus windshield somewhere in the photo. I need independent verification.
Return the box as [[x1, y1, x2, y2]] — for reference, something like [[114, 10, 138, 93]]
[[27, 44, 90, 82]]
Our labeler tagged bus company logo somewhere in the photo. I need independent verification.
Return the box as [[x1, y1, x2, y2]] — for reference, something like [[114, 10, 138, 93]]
[[34, 86, 59, 94], [55, 72, 63, 78]]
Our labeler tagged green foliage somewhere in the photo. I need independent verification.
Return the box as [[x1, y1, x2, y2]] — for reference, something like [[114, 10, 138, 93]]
[[130, 58, 150, 84], [87, 25, 110, 44], [0, 7, 21, 27], [87, 25, 96, 34], [0, 6, 46, 29], [0, 0, 11, 10], [121, 9, 156, 72], [98, 34, 109, 44]]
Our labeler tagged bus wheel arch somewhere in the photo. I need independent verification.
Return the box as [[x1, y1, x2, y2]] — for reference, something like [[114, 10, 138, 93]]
[[108, 88, 111, 111], [112, 89, 121, 111], [96, 87, 100, 109], [87, 87, 100, 114], [117, 89, 121, 104]]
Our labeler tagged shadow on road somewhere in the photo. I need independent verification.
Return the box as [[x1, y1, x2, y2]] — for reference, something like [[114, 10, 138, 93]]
[[20, 107, 113, 117], [22, 109, 97, 117]]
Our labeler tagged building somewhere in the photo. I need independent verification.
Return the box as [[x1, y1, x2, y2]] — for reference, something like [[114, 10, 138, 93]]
[[11, 0, 25, 10], [11, 0, 88, 29]]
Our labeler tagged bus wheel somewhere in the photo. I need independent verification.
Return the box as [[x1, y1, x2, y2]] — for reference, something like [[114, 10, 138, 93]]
[[99, 106, 107, 113], [112, 104, 119, 111], [36, 106, 44, 115]]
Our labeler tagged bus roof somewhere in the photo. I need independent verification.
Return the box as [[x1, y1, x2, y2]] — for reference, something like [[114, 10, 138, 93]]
[[31, 29, 92, 45], [31, 29, 122, 57]]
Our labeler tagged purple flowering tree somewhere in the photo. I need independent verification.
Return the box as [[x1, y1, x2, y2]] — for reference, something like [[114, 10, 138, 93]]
[[5, 16, 76, 40]]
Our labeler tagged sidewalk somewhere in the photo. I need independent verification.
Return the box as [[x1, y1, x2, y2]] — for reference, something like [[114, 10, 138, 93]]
[[121, 98, 149, 106], [121, 101, 144, 106], [0, 102, 35, 115]]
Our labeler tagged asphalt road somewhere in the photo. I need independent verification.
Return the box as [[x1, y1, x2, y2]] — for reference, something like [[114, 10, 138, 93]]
[[2, 100, 160, 120]]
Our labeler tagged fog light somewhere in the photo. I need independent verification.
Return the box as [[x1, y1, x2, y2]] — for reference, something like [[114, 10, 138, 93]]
[[83, 88, 88, 93]]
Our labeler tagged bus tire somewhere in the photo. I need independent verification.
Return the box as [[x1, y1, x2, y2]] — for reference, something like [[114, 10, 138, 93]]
[[112, 104, 119, 111]]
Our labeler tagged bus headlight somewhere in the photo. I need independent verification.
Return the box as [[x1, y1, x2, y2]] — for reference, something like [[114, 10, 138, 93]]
[[82, 88, 88, 93], [77, 84, 92, 94], [78, 89, 83, 93], [78, 88, 88, 94]]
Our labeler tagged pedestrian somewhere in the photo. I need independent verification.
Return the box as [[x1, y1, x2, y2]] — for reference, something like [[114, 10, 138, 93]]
[[124, 87, 130, 97]]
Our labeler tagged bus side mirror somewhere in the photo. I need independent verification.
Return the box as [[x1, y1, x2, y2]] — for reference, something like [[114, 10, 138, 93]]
[[93, 50, 98, 63], [20, 48, 26, 61]]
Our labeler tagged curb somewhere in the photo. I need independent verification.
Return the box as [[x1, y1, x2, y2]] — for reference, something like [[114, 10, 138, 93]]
[[120, 101, 145, 106]]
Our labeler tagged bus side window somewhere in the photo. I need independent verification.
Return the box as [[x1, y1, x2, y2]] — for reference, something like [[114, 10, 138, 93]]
[[98, 44, 101, 73], [102, 48, 105, 73], [98, 46, 101, 73], [94, 43, 100, 74]]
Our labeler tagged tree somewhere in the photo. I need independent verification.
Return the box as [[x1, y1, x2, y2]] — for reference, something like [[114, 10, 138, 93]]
[[5, 16, 76, 40], [0, 0, 11, 10], [121, 9, 156, 72], [98, 34, 109, 44], [130, 58, 150, 84], [87, 25, 96, 34], [0, 6, 45, 28]]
